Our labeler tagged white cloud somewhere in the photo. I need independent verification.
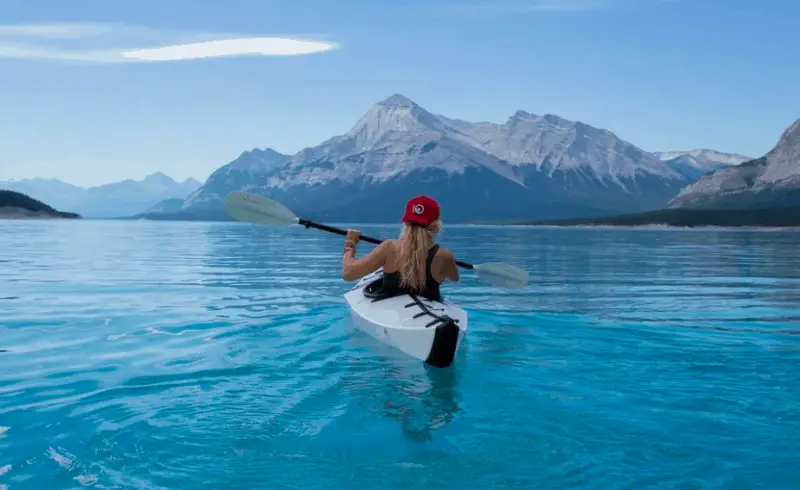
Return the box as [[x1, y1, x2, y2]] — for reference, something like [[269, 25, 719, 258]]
[[122, 38, 334, 61], [0, 22, 339, 63]]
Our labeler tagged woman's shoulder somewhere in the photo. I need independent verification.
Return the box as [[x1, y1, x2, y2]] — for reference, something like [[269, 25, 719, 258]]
[[435, 246, 455, 260]]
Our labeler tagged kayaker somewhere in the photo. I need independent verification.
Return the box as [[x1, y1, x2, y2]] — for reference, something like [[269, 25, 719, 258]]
[[341, 196, 459, 301]]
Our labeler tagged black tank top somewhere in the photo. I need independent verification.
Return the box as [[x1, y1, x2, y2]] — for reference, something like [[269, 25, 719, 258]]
[[382, 244, 442, 302]]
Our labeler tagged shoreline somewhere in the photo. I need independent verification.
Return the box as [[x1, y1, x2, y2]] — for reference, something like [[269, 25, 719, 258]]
[[0, 206, 81, 220], [4, 215, 799, 232], [511, 223, 800, 231]]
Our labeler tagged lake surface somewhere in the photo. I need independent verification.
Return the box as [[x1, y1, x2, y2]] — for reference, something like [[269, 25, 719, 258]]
[[1, 220, 799, 489]]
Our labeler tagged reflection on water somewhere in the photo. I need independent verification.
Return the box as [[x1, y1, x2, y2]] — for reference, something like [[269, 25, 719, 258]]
[[342, 324, 462, 443]]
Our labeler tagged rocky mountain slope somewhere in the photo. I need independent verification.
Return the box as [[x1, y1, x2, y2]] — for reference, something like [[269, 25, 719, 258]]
[[668, 119, 800, 209], [182, 149, 291, 212], [0, 173, 201, 218], [151, 94, 698, 223]]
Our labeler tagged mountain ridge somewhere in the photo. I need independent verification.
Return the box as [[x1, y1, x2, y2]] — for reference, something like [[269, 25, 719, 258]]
[[507, 119, 800, 228], [0, 172, 202, 218], [151, 94, 705, 223]]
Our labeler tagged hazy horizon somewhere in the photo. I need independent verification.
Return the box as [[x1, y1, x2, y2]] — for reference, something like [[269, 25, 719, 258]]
[[0, 171, 206, 188]]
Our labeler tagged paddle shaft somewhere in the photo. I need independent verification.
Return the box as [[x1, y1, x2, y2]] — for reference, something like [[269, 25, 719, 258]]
[[298, 218, 475, 270]]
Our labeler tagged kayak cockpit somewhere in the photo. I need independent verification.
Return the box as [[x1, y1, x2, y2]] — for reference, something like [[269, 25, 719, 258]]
[[359, 269, 445, 305]]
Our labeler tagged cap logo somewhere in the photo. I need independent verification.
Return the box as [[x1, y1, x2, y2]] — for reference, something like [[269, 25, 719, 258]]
[[412, 204, 425, 215]]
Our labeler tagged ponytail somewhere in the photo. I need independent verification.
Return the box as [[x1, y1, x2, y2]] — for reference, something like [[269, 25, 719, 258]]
[[398, 219, 441, 292]]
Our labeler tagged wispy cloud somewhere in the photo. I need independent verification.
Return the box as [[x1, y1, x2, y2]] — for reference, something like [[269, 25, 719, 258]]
[[0, 22, 339, 63]]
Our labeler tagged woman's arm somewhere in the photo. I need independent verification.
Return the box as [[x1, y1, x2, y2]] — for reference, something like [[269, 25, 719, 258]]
[[341, 232, 389, 281]]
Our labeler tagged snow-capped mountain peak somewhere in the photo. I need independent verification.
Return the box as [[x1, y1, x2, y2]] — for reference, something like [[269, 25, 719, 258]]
[[376, 93, 419, 109], [310, 94, 681, 186], [174, 94, 726, 222], [654, 149, 752, 166], [653, 149, 754, 180], [441, 109, 680, 185], [341, 94, 449, 150]]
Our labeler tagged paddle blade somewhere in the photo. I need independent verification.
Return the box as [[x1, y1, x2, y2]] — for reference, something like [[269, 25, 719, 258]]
[[473, 262, 529, 289], [224, 191, 299, 226]]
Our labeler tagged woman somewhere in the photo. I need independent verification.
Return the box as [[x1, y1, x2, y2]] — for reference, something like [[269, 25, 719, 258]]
[[341, 195, 459, 301]]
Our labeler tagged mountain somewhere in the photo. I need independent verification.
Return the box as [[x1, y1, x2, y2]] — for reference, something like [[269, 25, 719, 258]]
[[181, 148, 291, 212], [668, 119, 800, 209], [0, 190, 81, 219], [653, 149, 752, 180], [145, 94, 702, 223], [0, 178, 86, 206], [0, 173, 202, 218], [90, 172, 201, 199]]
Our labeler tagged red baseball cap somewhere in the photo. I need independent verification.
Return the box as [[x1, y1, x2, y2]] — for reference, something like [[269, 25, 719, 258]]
[[401, 195, 440, 226]]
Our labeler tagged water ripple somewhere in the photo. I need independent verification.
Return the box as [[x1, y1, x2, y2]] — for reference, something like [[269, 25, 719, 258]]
[[0, 221, 798, 489]]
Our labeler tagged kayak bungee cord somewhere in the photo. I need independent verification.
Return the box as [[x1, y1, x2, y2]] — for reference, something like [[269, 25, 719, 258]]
[[404, 296, 459, 329]]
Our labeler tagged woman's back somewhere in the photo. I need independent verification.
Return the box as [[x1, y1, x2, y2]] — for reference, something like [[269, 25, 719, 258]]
[[382, 240, 457, 301]]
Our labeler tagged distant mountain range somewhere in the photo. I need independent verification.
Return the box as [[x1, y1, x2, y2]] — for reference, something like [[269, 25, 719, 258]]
[[520, 118, 800, 227], [0, 173, 201, 218], [137, 94, 751, 223], [4, 95, 770, 224]]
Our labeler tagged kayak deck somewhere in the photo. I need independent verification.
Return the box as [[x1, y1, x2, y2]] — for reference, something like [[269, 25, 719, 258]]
[[343, 269, 468, 367]]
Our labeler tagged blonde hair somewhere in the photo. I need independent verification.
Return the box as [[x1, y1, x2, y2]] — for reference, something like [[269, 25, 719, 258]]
[[398, 219, 441, 293]]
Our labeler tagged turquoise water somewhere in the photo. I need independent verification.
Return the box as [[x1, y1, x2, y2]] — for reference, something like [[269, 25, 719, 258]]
[[1, 220, 799, 489]]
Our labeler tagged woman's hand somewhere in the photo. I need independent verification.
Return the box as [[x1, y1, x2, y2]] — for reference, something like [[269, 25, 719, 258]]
[[344, 229, 361, 255]]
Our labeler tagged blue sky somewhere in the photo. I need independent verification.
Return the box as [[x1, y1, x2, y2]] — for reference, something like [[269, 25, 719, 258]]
[[1, 0, 798, 186]]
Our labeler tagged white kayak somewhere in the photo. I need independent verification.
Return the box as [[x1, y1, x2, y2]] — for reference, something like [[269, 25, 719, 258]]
[[343, 268, 468, 368]]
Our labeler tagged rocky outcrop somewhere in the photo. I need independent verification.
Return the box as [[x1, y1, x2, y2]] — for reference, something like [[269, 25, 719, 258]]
[[669, 119, 800, 209]]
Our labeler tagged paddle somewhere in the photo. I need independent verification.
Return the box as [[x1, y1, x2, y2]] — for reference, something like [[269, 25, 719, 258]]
[[224, 191, 529, 289]]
